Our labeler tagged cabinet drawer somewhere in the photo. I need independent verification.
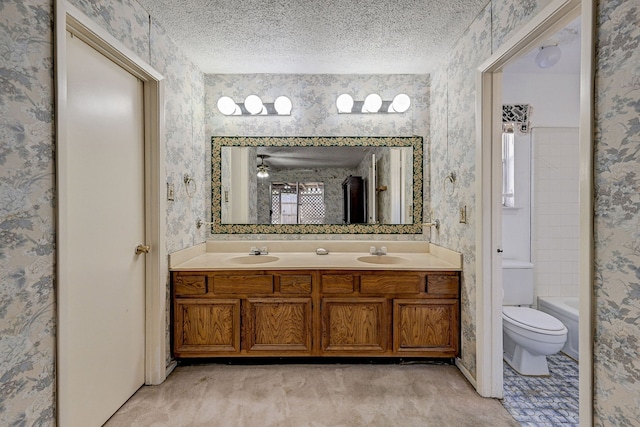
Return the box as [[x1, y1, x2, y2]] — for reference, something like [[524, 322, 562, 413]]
[[174, 275, 207, 296], [280, 275, 312, 294], [213, 275, 274, 294], [360, 275, 421, 294], [426, 275, 459, 295], [321, 275, 355, 293]]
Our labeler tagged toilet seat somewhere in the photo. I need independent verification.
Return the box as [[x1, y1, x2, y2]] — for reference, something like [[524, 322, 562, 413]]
[[503, 306, 566, 336]]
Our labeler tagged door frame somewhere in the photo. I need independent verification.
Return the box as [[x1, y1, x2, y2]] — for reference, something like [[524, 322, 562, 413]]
[[475, 0, 594, 423], [55, 0, 167, 395]]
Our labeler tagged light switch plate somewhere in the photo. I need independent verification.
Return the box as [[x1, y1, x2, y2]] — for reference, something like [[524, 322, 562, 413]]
[[459, 204, 467, 223], [167, 183, 175, 201]]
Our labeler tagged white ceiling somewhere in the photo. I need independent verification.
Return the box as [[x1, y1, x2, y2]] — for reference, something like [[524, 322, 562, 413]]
[[257, 146, 371, 169], [504, 17, 581, 74], [136, 0, 491, 74]]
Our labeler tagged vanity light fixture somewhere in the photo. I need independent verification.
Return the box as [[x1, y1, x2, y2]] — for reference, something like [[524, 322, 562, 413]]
[[336, 93, 411, 114], [217, 95, 292, 116], [535, 44, 561, 68], [257, 155, 270, 178]]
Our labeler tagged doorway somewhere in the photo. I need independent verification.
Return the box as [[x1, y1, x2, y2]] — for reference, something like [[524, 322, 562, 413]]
[[55, 1, 167, 424], [475, 0, 594, 424]]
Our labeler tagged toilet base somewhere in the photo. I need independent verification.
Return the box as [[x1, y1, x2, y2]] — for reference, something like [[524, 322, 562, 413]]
[[504, 345, 550, 376]]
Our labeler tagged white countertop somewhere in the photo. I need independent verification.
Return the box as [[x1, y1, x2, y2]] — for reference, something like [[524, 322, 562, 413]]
[[169, 241, 462, 271]]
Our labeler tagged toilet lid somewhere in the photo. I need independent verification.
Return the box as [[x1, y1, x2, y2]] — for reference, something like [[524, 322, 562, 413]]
[[503, 306, 566, 332]]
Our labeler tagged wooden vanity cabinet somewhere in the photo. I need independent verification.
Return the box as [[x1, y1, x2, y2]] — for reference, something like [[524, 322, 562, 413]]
[[172, 271, 313, 357], [318, 271, 459, 357], [172, 269, 460, 359]]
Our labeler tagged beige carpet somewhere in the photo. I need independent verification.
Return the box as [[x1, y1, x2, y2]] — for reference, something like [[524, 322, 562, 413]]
[[106, 362, 519, 427]]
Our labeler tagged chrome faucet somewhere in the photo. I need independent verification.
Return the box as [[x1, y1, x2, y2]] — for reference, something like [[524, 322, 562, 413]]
[[249, 246, 268, 255], [369, 246, 387, 256]]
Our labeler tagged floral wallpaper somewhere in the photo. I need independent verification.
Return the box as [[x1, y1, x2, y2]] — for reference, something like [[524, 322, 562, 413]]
[[1, 0, 639, 424], [592, 0, 640, 424], [0, 0, 204, 424], [0, 1, 56, 425], [430, 2, 492, 380]]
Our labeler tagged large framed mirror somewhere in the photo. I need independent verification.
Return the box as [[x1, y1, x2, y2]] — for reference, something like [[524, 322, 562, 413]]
[[211, 136, 423, 234]]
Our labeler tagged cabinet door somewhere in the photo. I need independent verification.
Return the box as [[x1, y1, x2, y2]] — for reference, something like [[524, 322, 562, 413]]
[[393, 299, 459, 356], [174, 299, 240, 356], [245, 298, 312, 353], [321, 298, 388, 353]]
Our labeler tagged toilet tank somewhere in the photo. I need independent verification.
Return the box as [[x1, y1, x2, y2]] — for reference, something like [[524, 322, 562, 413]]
[[502, 259, 534, 306]]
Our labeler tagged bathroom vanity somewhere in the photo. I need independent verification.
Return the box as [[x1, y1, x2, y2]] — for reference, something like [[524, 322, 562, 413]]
[[170, 241, 461, 359]]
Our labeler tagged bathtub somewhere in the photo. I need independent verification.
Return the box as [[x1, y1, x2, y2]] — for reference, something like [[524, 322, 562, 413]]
[[538, 296, 579, 360]]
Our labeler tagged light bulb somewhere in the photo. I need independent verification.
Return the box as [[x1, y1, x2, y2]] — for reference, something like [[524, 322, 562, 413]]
[[244, 95, 264, 115], [390, 94, 411, 113], [535, 45, 561, 68], [363, 94, 382, 113], [274, 96, 292, 115], [257, 163, 269, 178], [217, 96, 238, 115], [336, 94, 354, 113]]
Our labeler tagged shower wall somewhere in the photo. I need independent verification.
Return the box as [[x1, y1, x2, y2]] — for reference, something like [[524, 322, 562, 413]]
[[531, 127, 580, 299], [502, 72, 580, 301]]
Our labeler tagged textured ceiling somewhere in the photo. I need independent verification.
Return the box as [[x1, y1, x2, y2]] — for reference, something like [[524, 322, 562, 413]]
[[136, 0, 491, 74]]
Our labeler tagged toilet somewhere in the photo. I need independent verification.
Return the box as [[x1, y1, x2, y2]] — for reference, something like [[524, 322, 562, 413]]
[[502, 259, 568, 376]]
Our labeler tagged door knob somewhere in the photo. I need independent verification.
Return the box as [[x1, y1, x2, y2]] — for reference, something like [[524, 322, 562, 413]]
[[135, 244, 150, 255]]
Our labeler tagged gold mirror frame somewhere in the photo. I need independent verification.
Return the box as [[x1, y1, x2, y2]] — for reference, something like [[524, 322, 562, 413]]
[[211, 136, 423, 234]]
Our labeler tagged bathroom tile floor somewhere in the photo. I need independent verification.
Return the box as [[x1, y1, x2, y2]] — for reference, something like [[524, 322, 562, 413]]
[[502, 353, 579, 426]]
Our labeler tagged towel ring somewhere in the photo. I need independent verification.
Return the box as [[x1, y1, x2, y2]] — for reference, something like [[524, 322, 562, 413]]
[[184, 174, 197, 198]]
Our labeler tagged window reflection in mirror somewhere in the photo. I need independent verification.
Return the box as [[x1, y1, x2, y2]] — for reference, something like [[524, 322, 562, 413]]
[[269, 182, 325, 224], [212, 136, 423, 234]]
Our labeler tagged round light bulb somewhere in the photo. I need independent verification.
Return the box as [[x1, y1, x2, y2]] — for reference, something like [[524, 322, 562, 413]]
[[336, 94, 354, 113], [244, 95, 264, 115], [390, 94, 411, 113], [257, 167, 269, 178], [363, 93, 382, 113], [217, 96, 238, 115], [535, 45, 561, 68], [274, 96, 292, 115]]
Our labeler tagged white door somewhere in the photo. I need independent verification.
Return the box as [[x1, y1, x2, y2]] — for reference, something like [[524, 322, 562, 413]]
[[59, 31, 146, 426]]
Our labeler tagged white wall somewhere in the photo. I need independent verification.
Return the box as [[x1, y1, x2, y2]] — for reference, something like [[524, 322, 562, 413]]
[[531, 127, 580, 299], [503, 73, 580, 127], [502, 71, 580, 301]]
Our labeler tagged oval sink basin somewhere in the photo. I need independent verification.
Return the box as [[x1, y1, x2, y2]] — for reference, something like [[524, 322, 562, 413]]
[[227, 255, 280, 265], [356, 255, 410, 265]]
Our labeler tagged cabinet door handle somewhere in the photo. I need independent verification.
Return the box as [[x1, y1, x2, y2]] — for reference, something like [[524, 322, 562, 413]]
[[497, 249, 503, 253], [135, 244, 150, 255]]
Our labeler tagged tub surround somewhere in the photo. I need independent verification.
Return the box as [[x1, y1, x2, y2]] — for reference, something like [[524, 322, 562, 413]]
[[169, 241, 462, 271], [538, 296, 579, 361]]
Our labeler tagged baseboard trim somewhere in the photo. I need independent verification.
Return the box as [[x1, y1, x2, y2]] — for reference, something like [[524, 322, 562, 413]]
[[165, 360, 178, 379], [455, 358, 477, 389]]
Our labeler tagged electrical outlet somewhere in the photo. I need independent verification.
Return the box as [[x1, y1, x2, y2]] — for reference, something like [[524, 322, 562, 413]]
[[459, 204, 467, 224], [167, 183, 175, 201]]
